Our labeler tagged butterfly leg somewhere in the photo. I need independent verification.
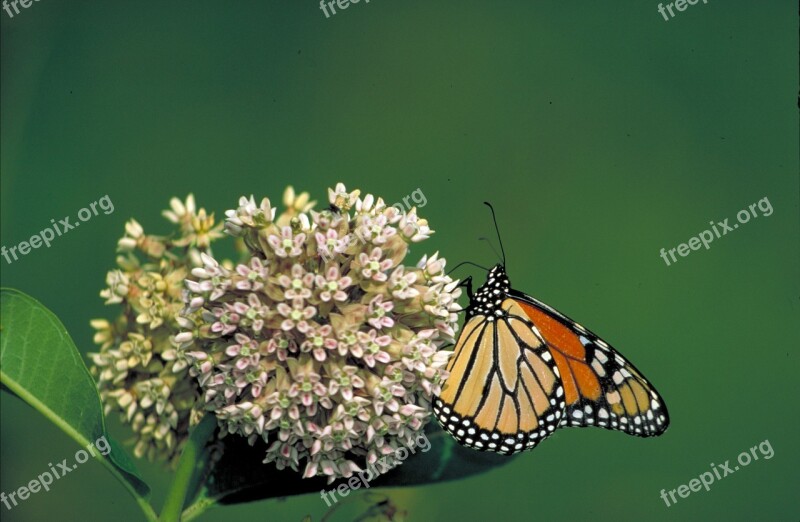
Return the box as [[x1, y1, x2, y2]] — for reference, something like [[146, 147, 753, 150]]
[[458, 276, 474, 300]]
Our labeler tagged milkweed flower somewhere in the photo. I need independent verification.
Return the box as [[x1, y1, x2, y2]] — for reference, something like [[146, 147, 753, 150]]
[[179, 184, 461, 482], [88, 195, 225, 465]]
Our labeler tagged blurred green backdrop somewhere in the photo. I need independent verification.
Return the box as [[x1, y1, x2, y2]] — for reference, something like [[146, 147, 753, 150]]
[[1, 1, 798, 521]]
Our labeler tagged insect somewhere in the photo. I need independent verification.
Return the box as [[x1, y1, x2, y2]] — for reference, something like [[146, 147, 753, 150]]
[[433, 203, 669, 455]]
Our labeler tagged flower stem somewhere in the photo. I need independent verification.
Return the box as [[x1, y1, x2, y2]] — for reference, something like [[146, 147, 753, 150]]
[[180, 496, 217, 522], [138, 497, 160, 522], [160, 415, 217, 522]]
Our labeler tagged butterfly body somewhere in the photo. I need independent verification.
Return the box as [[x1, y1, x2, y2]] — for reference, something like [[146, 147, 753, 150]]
[[433, 264, 669, 455]]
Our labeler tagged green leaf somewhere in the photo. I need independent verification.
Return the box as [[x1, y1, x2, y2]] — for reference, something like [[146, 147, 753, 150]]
[[182, 418, 516, 517], [0, 288, 155, 519]]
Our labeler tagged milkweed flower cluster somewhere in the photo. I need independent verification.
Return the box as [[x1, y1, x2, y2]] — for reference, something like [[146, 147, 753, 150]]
[[88, 195, 226, 465], [178, 184, 461, 482]]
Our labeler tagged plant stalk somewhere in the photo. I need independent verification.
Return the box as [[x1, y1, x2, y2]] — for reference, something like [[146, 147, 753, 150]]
[[160, 415, 217, 522]]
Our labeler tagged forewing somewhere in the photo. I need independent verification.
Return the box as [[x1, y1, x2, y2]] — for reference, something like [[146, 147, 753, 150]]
[[512, 292, 669, 437]]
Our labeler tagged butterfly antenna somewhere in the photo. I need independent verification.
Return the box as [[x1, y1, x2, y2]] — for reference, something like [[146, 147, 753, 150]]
[[447, 260, 491, 275], [478, 237, 503, 264], [483, 202, 506, 267]]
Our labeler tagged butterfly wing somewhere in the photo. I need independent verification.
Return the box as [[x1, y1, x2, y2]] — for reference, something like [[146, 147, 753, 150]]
[[510, 290, 670, 437], [433, 299, 566, 454]]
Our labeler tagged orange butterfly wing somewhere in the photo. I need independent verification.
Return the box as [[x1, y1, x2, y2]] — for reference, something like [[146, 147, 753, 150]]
[[512, 292, 669, 437], [433, 298, 566, 454]]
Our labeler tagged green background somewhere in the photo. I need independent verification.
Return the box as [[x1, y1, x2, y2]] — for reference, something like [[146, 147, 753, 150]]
[[1, 1, 797, 521]]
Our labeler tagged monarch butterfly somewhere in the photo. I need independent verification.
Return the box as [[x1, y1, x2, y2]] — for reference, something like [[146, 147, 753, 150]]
[[433, 204, 669, 455]]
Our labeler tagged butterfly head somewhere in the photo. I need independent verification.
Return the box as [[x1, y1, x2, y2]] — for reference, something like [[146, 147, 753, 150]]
[[468, 264, 511, 318]]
